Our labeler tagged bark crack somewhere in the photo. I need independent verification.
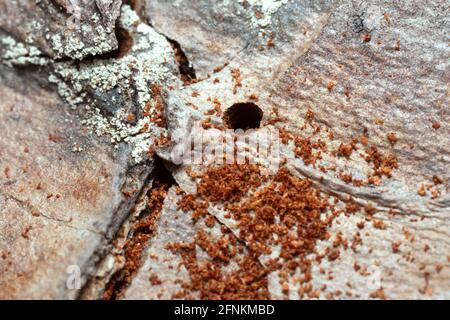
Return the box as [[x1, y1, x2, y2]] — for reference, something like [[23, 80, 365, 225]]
[[82, 158, 175, 300]]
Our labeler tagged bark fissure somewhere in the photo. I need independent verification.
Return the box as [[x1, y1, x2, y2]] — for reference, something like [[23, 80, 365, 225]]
[[101, 159, 174, 300]]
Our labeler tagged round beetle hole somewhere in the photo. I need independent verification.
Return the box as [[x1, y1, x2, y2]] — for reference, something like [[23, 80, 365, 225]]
[[223, 102, 263, 130]]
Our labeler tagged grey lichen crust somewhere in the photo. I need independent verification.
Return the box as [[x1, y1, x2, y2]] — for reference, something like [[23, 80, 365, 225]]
[[0, 3, 179, 164], [47, 5, 180, 163], [0, 35, 50, 67]]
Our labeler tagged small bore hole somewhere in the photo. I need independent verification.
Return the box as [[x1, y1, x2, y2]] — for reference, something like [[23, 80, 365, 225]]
[[223, 102, 263, 130]]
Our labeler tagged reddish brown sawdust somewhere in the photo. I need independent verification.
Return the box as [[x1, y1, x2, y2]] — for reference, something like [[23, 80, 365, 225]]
[[213, 62, 229, 73], [372, 219, 387, 230], [21, 225, 32, 239], [102, 177, 172, 300], [339, 172, 353, 184], [432, 175, 443, 185], [254, 10, 263, 20], [266, 32, 275, 48], [392, 241, 401, 253], [177, 193, 210, 222], [278, 121, 399, 185], [125, 112, 136, 123], [151, 108, 401, 297], [170, 165, 349, 299], [370, 288, 387, 299], [327, 80, 335, 92], [387, 132, 398, 146], [196, 164, 265, 203], [204, 98, 222, 117], [224, 168, 334, 260], [432, 121, 440, 130], [294, 136, 326, 165], [230, 68, 242, 94], [362, 33, 372, 43], [154, 132, 171, 147], [364, 146, 398, 184], [143, 84, 166, 128], [166, 231, 270, 300], [337, 141, 356, 158], [149, 273, 163, 285], [417, 184, 426, 197]]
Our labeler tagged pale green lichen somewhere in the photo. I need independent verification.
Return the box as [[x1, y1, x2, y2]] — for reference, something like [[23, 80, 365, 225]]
[[50, 5, 179, 163], [81, 108, 166, 163], [0, 36, 50, 67]]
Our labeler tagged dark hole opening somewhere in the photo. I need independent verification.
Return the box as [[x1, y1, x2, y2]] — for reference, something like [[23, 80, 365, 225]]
[[223, 102, 263, 130]]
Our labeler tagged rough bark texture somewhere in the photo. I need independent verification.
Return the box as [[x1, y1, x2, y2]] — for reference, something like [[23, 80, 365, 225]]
[[0, 0, 448, 299], [0, 0, 122, 60], [0, 64, 151, 299]]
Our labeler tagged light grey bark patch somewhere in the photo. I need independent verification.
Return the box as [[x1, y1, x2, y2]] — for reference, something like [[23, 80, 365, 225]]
[[144, 0, 336, 78]]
